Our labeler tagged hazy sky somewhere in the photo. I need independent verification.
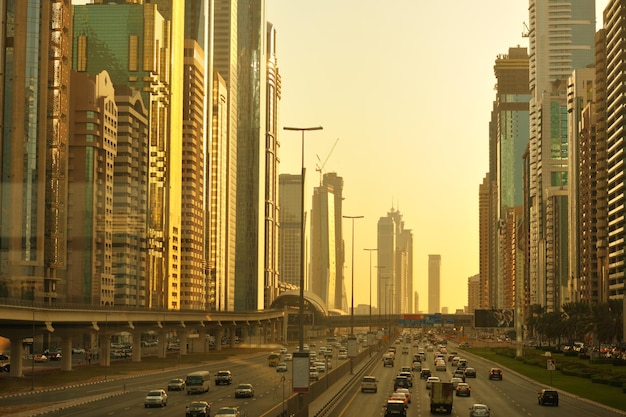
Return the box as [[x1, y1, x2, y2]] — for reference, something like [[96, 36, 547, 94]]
[[268, 0, 608, 313]]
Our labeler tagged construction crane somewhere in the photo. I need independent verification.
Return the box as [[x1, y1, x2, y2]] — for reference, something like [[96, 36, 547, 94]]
[[522, 22, 529, 38], [315, 138, 339, 186]]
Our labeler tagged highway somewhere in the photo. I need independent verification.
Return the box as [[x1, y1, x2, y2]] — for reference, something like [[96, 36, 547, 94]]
[[331, 340, 626, 417]]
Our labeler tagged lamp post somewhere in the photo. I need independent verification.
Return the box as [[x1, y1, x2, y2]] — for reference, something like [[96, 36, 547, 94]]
[[283, 126, 323, 353], [343, 215, 363, 336], [363, 248, 377, 355]]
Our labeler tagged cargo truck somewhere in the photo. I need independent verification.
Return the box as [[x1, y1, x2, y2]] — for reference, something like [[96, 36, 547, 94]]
[[430, 381, 453, 414]]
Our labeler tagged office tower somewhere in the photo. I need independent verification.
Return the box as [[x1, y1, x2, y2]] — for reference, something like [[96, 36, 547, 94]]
[[0, 1, 72, 302], [377, 208, 412, 315], [310, 175, 340, 309], [180, 39, 207, 310], [527, 0, 595, 311], [112, 85, 149, 307], [234, 0, 266, 311], [467, 274, 480, 313], [67, 71, 118, 306], [567, 68, 596, 303], [213, 0, 238, 311], [428, 255, 441, 314], [604, 1, 626, 299], [278, 174, 303, 289], [490, 47, 530, 309]]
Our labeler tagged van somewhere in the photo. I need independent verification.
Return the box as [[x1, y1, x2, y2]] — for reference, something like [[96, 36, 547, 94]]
[[186, 370, 211, 394], [361, 375, 378, 393]]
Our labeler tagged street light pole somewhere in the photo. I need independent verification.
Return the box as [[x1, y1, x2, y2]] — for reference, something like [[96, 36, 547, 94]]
[[283, 126, 323, 353], [343, 215, 363, 337], [363, 248, 377, 357]]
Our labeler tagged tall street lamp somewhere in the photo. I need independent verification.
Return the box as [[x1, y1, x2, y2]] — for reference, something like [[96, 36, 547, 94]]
[[343, 215, 363, 337], [283, 126, 323, 353]]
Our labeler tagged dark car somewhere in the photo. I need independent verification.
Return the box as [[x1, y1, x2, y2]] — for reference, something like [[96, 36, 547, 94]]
[[455, 382, 471, 397], [488, 367, 503, 380], [420, 368, 432, 379], [538, 389, 559, 406], [464, 367, 477, 378], [0, 354, 9, 361], [393, 375, 410, 390], [1, 364, 10, 372], [186, 401, 211, 417]]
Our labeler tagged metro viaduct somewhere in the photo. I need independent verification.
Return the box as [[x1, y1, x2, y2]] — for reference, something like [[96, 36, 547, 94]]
[[0, 302, 285, 378]]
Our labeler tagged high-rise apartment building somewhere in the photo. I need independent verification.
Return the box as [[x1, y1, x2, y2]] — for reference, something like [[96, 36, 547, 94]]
[[478, 173, 492, 310], [213, 0, 238, 311], [604, 0, 626, 299], [67, 71, 118, 306], [467, 274, 480, 313], [112, 85, 149, 307], [428, 255, 441, 314], [527, 0, 595, 312], [0, 1, 72, 303], [180, 39, 207, 310]]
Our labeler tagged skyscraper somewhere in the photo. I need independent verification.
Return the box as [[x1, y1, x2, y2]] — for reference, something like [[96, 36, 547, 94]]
[[527, 0, 596, 311], [428, 254, 441, 314], [0, 1, 72, 303], [278, 174, 303, 289]]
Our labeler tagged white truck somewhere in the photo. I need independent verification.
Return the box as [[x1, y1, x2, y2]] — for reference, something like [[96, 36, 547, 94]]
[[430, 381, 453, 414]]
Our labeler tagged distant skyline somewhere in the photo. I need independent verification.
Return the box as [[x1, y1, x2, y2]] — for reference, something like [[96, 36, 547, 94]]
[[268, 0, 609, 313]]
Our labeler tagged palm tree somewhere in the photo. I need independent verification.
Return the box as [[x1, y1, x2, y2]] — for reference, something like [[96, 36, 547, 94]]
[[561, 301, 591, 343]]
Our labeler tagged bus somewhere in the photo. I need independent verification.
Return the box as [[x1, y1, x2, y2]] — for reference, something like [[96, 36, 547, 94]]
[[268, 352, 281, 367], [185, 370, 211, 394]]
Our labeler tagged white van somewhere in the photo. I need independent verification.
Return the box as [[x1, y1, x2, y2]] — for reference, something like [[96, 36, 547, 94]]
[[186, 370, 211, 394]]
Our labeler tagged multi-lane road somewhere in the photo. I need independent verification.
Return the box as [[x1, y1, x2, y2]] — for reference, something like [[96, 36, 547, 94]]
[[3, 339, 626, 417]]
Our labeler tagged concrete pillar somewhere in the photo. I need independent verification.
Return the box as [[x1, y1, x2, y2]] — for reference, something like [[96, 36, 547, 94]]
[[229, 326, 236, 348], [157, 332, 167, 358], [271, 321, 277, 343], [198, 329, 207, 354], [132, 330, 142, 362], [9, 338, 23, 377], [99, 334, 110, 367], [60, 336, 73, 371], [215, 327, 223, 351], [240, 326, 249, 345], [179, 331, 188, 355]]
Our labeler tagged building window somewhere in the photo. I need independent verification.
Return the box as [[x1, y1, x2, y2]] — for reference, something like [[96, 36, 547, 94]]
[[77, 35, 87, 71], [129, 35, 138, 72]]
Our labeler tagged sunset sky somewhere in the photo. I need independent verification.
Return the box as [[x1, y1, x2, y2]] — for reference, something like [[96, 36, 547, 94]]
[[268, 0, 608, 313]]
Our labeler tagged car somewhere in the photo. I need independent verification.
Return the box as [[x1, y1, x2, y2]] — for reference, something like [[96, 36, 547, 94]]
[[451, 356, 461, 366], [469, 403, 490, 417], [361, 375, 378, 393], [394, 375, 411, 390], [456, 382, 471, 396], [401, 346, 409, 354], [412, 361, 422, 372], [453, 369, 466, 381], [399, 371, 413, 386], [459, 342, 470, 348], [0, 354, 8, 361], [395, 387, 411, 403], [279, 347, 288, 354], [314, 361, 326, 373], [215, 406, 243, 416], [450, 377, 464, 388], [72, 347, 85, 354], [338, 350, 348, 360], [488, 367, 503, 380], [144, 389, 168, 407], [435, 360, 447, 371], [234, 383, 254, 398], [215, 370, 233, 385], [420, 368, 432, 379], [426, 376, 440, 389], [276, 362, 288, 372], [284, 353, 293, 361], [1, 364, 9, 372], [186, 401, 211, 417], [389, 392, 409, 406], [309, 367, 319, 381], [49, 351, 62, 361], [538, 389, 559, 406], [464, 367, 477, 378], [383, 354, 394, 367], [33, 354, 47, 363], [167, 378, 186, 391]]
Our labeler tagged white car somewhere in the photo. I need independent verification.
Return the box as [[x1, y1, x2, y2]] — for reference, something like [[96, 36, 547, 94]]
[[276, 362, 288, 372], [426, 376, 440, 389], [144, 389, 168, 407], [284, 353, 293, 361], [234, 383, 254, 398]]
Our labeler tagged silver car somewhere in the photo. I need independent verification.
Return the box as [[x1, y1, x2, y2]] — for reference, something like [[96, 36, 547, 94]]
[[469, 403, 490, 417], [144, 389, 168, 407]]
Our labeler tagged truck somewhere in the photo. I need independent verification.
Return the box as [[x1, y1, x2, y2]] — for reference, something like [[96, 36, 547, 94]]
[[430, 381, 453, 414]]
